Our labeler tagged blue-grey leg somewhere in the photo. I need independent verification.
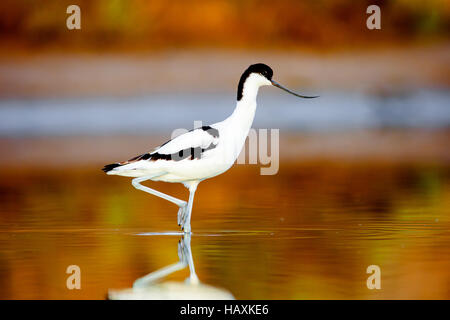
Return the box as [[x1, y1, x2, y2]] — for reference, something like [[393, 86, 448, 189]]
[[132, 176, 187, 228], [181, 182, 200, 233]]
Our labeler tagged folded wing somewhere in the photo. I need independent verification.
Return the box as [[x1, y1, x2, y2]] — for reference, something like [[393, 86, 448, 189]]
[[102, 125, 220, 173]]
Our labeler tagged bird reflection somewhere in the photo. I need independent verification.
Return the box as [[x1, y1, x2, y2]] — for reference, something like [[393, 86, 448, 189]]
[[108, 234, 234, 300]]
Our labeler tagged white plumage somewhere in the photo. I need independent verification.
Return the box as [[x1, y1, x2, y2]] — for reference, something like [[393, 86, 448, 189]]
[[107, 126, 221, 180], [103, 64, 317, 232]]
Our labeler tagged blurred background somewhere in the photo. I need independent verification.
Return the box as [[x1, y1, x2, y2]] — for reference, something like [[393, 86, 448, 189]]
[[0, 0, 449, 299]]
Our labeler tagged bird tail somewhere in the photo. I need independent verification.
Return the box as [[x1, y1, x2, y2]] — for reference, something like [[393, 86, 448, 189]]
[[102, 159, 162, 177], [102, 163, 122, 174]]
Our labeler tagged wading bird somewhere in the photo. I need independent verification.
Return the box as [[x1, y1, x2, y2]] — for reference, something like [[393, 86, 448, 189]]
[[102, 63, 317, 233]]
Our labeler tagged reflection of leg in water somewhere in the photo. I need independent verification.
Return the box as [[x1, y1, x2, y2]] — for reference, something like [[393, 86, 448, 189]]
[[133, 234, 197, 288], [178, 233, 199, 284], [109, 234, 234, 299]]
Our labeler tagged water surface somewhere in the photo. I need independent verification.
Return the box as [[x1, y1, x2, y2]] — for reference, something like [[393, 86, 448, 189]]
[[0, 161, 448, 299]]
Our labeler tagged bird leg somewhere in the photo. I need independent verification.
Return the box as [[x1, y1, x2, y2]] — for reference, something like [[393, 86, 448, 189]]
[[177, 205, 187, 226], [181, 182, 199, 233], [132, 176, 200, 233], [131, 176, 187, 219]]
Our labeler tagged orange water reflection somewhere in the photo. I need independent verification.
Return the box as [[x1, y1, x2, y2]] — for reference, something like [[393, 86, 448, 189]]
[[0, 159, 449, 299]]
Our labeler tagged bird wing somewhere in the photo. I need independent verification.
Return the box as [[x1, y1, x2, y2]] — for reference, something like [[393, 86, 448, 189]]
[[135, 125, 220, 161], [102, 125, 220, 173], [156, 126, 219, 154], [102, 126, 219, 172]]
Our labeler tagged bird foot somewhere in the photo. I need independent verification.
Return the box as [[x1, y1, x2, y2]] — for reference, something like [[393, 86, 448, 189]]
[[177, 203, 187, 226], [182, 224, 191, 233], [177, 202, 191, 233]]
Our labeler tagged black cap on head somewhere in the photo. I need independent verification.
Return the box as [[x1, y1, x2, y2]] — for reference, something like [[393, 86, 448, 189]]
[[237, 63, 273, 101], [237, 63, 319, 101], [246, 63, 273, 80]]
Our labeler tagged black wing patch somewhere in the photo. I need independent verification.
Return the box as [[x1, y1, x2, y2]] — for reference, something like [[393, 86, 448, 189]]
[[150, 143, 216, 161], [102, 126, 219, 172], [199, 125, 219, 138], [148, 125, 219, 161]]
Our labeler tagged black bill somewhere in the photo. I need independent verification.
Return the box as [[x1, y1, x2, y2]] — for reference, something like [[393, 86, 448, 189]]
[[271, 80, 319, 98]]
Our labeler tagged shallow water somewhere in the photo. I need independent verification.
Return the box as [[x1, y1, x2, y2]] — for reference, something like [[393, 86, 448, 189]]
[[0, 161, 449, 299]]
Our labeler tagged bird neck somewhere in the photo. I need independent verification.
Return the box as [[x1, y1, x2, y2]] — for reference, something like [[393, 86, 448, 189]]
[[228, 93, 258, 133], [237, 76, 261, 104], [227, 75, 263, 134]]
